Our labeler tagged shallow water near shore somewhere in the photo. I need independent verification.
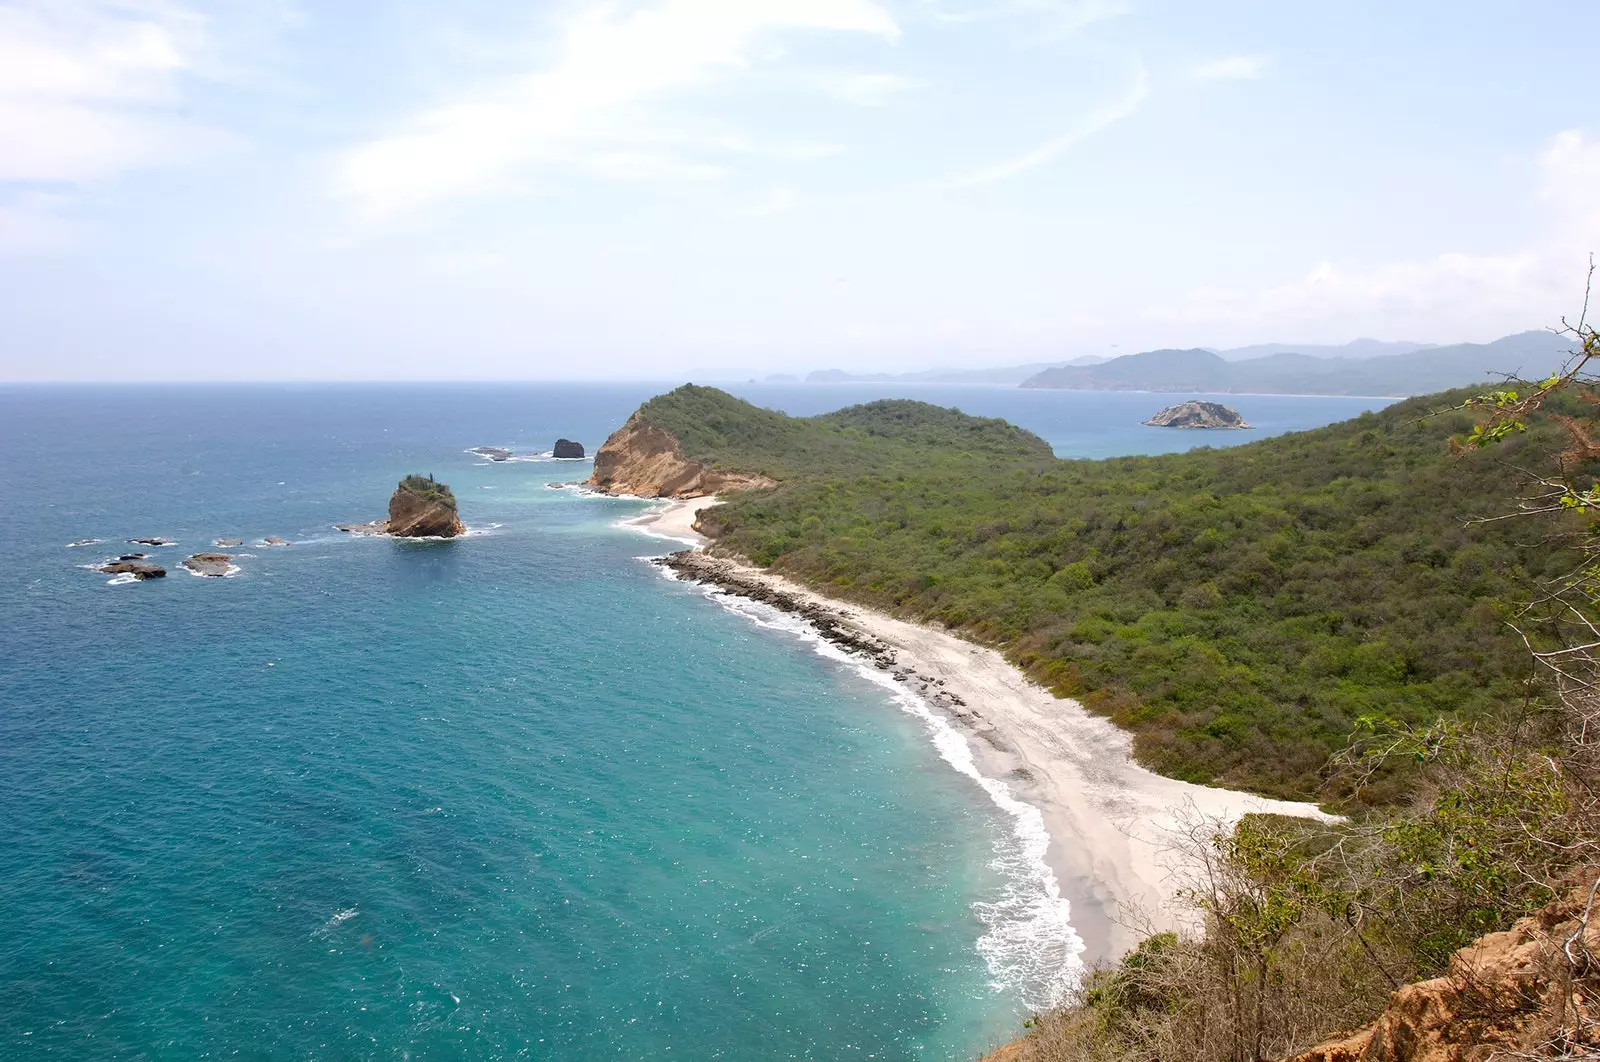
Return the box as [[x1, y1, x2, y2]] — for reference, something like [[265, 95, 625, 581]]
[[0, 383, 1390, 1059]]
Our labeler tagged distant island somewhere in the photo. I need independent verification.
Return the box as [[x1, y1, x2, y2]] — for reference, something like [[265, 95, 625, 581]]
[[1144, 400, 1250, 428], [1018, 330, 1570, 396]]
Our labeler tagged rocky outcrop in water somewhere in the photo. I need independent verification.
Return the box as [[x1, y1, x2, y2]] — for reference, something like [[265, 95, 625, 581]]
[[1144, 401, 1251, 429], [182, 553, 233, 577], [215, 538, 243, 547], [588, 414, 776, 498], [335, 474, 466, 538], [128, 537, 176, 547], [553, 439, 585, 459], [470, 446, 513, 462], [100, 560, 166, 579], [262, 536, 289, 546], [388, 474, 465, 537]]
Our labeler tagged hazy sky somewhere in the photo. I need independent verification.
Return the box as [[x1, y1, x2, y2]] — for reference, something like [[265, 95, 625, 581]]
[[1, 0, 1596, 381]]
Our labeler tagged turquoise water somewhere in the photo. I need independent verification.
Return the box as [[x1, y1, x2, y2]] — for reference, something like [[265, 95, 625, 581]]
[[0, 384, 1390, 1059]]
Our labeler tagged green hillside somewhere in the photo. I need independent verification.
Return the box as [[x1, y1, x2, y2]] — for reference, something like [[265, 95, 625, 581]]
[[636, 384, 1584, 804]]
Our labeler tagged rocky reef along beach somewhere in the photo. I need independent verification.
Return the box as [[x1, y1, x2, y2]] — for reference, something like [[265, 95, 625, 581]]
[[643, 498, 1333, 962]]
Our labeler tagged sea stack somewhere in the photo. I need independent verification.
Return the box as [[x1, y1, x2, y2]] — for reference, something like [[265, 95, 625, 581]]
[[553, 439, 585, 459], [1144, 401, 1252, 429], [387, 474, 466, 537]]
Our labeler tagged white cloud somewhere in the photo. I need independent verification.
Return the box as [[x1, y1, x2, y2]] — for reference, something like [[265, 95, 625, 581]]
[[825, 72, 924, 107], [1159, 130, 1600, 341], [0, 191, 75, 253], [942, 61, 1147, 187], [922, 0, 1128, 36], [333, 0, 899, 224], [1190, 55, 1266, 81], [728, 186, 798, 217], [0, 0, 213, 182]]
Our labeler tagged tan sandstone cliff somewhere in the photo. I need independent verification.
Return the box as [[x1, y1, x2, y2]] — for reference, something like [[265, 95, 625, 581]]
[[1284, 878, 1599, 1062], [587, 412, 776, 498]]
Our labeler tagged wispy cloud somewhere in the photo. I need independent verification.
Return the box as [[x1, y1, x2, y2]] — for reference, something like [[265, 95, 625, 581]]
[[0, 0, 215, 183], [922, 0, 1129, 36], [1160, 130, 1600, 341], [824, 72, 924, 107], [333, 0, 899, 225], [1191, 55, 1267, 81], [942, 61, 1148, 187], [728, 186, 798, 217]]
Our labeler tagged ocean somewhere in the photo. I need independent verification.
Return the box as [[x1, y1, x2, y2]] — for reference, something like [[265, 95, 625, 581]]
[[0, 383, 1390, 1060]]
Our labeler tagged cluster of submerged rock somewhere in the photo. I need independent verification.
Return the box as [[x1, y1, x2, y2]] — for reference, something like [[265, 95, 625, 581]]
[[656, 551, 970, 718], [86, 536, 285, 581]]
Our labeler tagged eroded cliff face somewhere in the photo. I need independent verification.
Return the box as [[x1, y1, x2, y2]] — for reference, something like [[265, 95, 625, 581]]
[[1286, 878, 1600, 1062], [388, 483, 466, 537], [587, 413, 776, 498]]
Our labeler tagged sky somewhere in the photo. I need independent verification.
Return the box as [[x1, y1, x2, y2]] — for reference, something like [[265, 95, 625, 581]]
[[0, 0, 1596, 381]]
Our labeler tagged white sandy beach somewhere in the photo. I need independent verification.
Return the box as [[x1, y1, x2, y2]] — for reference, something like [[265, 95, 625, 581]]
[[640, 496, 1334, 963]]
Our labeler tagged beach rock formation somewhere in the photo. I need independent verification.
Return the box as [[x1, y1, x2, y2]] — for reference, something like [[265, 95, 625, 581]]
[[1144, 401, 1251, 429], [128, 537, 176, 547], [1283, 876, 1600, 1061], [470, 446, 513, 462], [182, 553, 233, 577], [553, 438, 585, 459], [100, 560, 166, 579], [588, 413, 776, 498]]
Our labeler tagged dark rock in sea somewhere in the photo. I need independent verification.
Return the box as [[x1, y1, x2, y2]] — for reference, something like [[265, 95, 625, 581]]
[[470, 446, 513, 462], [335, 521, 387, 535], [118, 553, 147, 561], [261, 536, 289, 546], [128, 537, 176, 547], [182, 553, 234, 577], [215, 537, 243, 547], [100, 560, 166, 579], [1144, 401, 1252, 429], [553, 439, 585, 459]]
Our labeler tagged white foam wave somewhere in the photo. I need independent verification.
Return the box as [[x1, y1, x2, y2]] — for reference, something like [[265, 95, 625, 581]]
[[683, 579, 1085, 1008], [105, 573, 139, 586], [313, 907, 359, 937]]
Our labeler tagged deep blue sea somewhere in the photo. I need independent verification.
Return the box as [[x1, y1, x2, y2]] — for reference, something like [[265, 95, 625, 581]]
[[0, 383, 1389, 1060]]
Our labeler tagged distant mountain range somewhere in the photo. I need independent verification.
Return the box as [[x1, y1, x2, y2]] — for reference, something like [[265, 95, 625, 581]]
[[793, 355, 1105, 386], [1211, 338, 1436, 362], [1018, 331, 1572, 396]]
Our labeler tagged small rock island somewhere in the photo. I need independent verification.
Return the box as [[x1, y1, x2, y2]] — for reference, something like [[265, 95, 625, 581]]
[[1144, 401, 1252, 429], [183, 553, 234, 577], [338, 474, 465, 538], [470, 446, 513, 462], [553, 439, 585, 459]]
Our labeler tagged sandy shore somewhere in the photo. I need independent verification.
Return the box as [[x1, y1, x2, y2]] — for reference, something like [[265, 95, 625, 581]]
[[620, 495, 715, 545], [637, 497, 1334, 965]]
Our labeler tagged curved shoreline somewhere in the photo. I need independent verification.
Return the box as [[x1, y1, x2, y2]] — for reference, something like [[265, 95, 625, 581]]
[[629, 497, 1335, 967]]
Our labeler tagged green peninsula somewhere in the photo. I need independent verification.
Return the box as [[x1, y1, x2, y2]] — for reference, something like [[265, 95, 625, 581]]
[[604, 384, 1579, 804]]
